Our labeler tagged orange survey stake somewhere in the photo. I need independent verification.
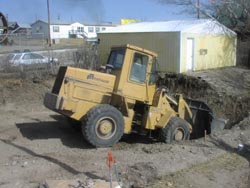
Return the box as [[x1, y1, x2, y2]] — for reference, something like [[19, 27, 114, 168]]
[[106, 151, 116, 168]]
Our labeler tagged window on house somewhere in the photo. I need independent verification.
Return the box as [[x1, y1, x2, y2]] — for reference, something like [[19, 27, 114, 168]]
[[77, 27, 83, 32], [53, 26, 59, 32], [96, 27, 100, 33], [36, 26, 40, 33], [102, 27, 106, 31], [88, 26, 94, 33]]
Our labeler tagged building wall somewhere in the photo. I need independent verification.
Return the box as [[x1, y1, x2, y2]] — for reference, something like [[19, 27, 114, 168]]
[[69, 22, 84, 38], [180, 33, 236, 72], [31, 20, 116, 40], [84, 25, 116, 39], [70, 22, 84, 31], [31, 21, 49, 38], [50, 24, 70, 39], [98, 32, 181, 72]]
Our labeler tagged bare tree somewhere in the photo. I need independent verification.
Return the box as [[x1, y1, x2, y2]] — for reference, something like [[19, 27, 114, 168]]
[[210, 0, 250, 36], [156, 0, 250, 37]]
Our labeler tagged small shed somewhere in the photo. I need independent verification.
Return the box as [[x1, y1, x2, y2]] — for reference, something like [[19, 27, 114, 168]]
[[98, 20, 237, 73]]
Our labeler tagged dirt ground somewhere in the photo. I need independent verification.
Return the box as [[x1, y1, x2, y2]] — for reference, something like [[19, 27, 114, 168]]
[[0, 67, 249, 188]]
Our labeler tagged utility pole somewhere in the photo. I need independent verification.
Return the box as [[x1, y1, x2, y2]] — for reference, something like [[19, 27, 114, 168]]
[[197, 0, 200, 19], [47, 0, 51, 47]]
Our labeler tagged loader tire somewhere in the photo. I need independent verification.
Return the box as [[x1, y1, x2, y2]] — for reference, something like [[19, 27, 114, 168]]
[[82, 104, 124, 147], [159, 117, 190, 143]]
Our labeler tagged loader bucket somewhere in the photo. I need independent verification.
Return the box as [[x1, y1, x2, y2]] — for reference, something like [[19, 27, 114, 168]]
[[184, 98, 226, 139]]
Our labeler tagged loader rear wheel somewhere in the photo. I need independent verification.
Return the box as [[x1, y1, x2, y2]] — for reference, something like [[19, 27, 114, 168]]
[[82, 104, 124, 147], [159, 117, 190, 143]]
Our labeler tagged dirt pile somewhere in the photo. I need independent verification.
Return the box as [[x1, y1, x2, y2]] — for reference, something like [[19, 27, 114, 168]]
[[233, 116, 250, 131], [161, 67, 250, 128], [121, 162, 158, 188], [0, 72, 54, 107]]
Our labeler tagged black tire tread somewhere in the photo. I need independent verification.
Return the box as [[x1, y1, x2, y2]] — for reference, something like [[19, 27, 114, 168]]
[[82, 104, 124, 147], [159, 117, 190, 143]]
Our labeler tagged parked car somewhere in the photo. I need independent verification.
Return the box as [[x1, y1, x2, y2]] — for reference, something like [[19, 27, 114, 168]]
[[9, 52, 58, 66], [6, 53, 18, 64]]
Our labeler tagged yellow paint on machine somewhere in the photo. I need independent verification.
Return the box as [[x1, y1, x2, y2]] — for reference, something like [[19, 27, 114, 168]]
[[57, 67, 116, 120]]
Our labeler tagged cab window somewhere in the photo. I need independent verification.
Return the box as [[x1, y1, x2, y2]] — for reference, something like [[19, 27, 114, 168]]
[[107, 49, 125, 69], [130, 53, 148, 84]]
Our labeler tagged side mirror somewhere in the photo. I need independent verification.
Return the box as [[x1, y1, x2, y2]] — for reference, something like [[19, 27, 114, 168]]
[[106, 64, 114, 74]]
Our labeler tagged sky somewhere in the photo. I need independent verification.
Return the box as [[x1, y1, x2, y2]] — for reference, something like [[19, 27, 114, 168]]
[[0, 0, 195, 24]]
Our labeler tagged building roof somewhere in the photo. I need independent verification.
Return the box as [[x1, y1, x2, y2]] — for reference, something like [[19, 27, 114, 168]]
[[83, 22, 117, 27], [100, 19, 236, 35], [50, 20, 72, 25], [31, 20, 48, 26], [31, 20, 72, 25], [31, 20, 117, 27], [18, 23, 32, 29]]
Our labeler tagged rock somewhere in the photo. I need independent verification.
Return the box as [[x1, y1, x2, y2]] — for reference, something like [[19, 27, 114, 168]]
[[167, 181, 173, 186], [12, 161, 17, 166], [21, 161, 28, 167], [44, 179, 121, 188]]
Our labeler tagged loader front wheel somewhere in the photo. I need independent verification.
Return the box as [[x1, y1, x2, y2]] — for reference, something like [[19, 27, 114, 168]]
[[82, 104, 124, 147], [159, 117, 190, 143]]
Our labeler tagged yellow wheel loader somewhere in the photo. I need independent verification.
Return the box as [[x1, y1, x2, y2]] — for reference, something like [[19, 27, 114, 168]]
[[44, 44, 217, 147]]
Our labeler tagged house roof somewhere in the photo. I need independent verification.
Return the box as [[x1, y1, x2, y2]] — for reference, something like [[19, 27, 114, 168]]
[[31, 20, 47, 26], [100, 19, 236, 35], [31, 20, 117, 27], [18, 23, 32, 29], [31, 20, 72, 25], [83, 22, 117, 27], [50, 20, 72, 25], [8, 22, 18, 26]]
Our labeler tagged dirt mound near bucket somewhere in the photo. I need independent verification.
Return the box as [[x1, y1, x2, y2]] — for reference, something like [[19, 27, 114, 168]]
[[160, 67, 250, 128]]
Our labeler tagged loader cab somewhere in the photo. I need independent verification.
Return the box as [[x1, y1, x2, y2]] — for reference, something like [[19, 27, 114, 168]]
[[106, 44, 158, 105]]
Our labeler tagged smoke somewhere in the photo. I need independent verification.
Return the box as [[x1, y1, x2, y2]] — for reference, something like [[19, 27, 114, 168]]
[[0, 0, 47, 23], [62, 0, 105, 22]]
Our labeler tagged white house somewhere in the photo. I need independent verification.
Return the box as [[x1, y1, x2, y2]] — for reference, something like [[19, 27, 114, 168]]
[[31, 20, 117, 41], [82, 23, 116, 40], [50, 21, 71, 39], [69, 22, 117, 40]]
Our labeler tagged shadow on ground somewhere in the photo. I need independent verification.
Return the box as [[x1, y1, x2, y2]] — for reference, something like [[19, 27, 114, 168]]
[[0, 138, 105, 180], [209, 137, 250, 187], [16, 114, 159, 148], [210, 137, 250, 164], [16, 115, 90, 149], [120, 133, 157, 144]]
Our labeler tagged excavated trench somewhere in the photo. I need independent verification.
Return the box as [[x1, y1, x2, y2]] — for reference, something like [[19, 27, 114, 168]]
[[160, 69, 250, 128], [1, 67, 249, 130]]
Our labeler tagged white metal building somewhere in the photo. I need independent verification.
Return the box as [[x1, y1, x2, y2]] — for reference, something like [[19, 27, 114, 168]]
[[98, 19, 237, 73]]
